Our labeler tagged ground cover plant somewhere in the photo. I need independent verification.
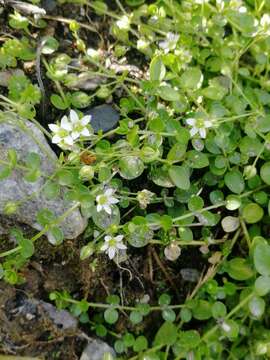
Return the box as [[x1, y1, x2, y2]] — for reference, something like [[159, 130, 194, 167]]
[[1, 0, 270, 359]]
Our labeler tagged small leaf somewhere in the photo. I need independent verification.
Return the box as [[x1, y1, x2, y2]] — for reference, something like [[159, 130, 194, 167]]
[[150, 56, 166, 82], [157, 86, 180, 101], [168, 165, 190, 190], [104, 308, 119, 324], [260, 162, 270, 185], [180, 67, 203, 90], [224, 170, 245, 194], [254, 243, 270, 276], [154, 321, 178, 346], [227, 258, 254, 280], [242, 203, 264, 224], [20, 238, 34, 258]]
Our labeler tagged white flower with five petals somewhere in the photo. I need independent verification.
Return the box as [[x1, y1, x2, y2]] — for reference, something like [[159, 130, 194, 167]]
[[100, 235, 127, 260], [159, 32, 179, 53], [48, 116, 74, 147], [96, 188, 119, 215], [186, 118, 212, 139], [69, 110, 91, 140]]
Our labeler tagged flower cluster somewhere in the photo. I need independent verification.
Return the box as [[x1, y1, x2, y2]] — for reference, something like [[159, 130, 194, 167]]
[[48, 110, 92, 150]]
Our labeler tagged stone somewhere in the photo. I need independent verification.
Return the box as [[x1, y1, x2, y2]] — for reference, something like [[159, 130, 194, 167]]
[[0, 112, 87, 242], [80, 339, 115, 360], [84, 104, 120, 133]]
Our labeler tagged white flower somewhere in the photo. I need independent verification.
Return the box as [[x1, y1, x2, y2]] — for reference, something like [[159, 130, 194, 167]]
[[96, 188, 119, 215], [48, 110, 92, 150], [221, 321, 231, 333], [101, 235, 127, 260], [48, 116, 74, 147], [69, 110, 91, 140], [186, 118, 212, 138], [159, 32, 179, 53], [116, 15, 130, 30]]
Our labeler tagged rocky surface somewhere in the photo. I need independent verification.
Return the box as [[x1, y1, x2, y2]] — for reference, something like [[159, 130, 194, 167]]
[[84, 104, 120, 133], [0, 112, 87, 242], [80, 339, 115, 360]]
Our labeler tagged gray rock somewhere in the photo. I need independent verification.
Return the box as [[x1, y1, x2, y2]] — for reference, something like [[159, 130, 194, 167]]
[[80, 339, 115, 360], [0, 112, 87, 242], [84, 104, 119, 133]]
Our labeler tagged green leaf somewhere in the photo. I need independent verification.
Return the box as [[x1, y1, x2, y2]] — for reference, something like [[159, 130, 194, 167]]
[[242, 203, 264, 224], [119, 156, 144, 180], [43, 181, 60, 200], [157, 86, 180, 101], [150, 56, 166, 82], [154, 321, 178, 346], [177, 330, 200, 349], [254, 243, 270, 276], [168, 165, 190, 190], [133, 336, 148, 352], [186, 150, 209, 168], [224, 170, 245, 194], [255, 275, 270, 296], [248, 296, 265, 319], [192, 300, 212, 320], [260, 162, 270, 185], [104, 308, 119, 324], [180, 67, 203, 90], [50, 93, 69, 110], [49, 227, 64, 245], [227, 258, 254, 280], [20, 238, 34, 258], [0, 165, 11, 180]]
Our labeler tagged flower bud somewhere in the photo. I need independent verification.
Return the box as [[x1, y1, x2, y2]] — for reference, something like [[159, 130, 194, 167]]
[[79, 165, 94, 180], [4, 201, 18, 215]]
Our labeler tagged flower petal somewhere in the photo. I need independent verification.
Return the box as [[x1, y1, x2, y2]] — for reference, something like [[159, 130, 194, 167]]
[[186, 118, 196, 126], [48, 124, 59, 133], [109, 197, 119, 205], [71, 131, 80, 140], [64, 135, 74, 145], [52, 134, 61, 144], [81, 128, 91, 137], [70, 109, 79, 123], [199, 128, 206, 138], [100, 244, 109, 251], [104, 235, 112, 242], [61, 116, 72, 131], [190, 127, 198, 137], [81, 115, 91, 126], [204, 120, 212, 128], [117, 243, 127, 250], [115, 235, 124, 242], [108, 247, 116, 259], [104, 205, 112, 215], [105, 188, 114, 196], [97, 204, 102, 212]]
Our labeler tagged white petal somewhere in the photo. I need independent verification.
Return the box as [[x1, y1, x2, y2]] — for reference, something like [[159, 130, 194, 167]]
[[48, 124, 60, 133], [96, 195, 101, 202], [186, 118, 196, 126], [100, 244, 109, 251], [104, 205, 112, 215], [97, 204, 102, 212], [52, 134, 61, 143], [199, 128, 206, 138], [105, 188, 114, 196], [117, 243, 127, 250], [81, 128, 91, 137], [104, 235, 112, 242], [61, 116, 72, 131], [115, 235, 124, 242], [70, 109, 79, 123], [204, 120, 212, 128], [64, 135, 74, 145], [81, 115, 91, 125], [71, 131, 80, 140], [108, 197, 119, 205], [190, 127, 198, 137], [108, 247, 116, 259]]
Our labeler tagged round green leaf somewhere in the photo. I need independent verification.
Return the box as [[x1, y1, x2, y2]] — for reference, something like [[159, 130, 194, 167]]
[[104, 308, 119, 324], [168, 165, 190, 190], [224, 170, 245, 194], [242, 203, 264, 224], [260, 162, 270, 185], [254, 243, 270, 276], [119, 156, 144, 179], [227, 258, 254, 280]]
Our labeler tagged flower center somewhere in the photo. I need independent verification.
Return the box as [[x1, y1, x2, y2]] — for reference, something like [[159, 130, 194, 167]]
[[196, 119, 205, 129], [108, 239, 116, 247], [99, 195, 108, 205]]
